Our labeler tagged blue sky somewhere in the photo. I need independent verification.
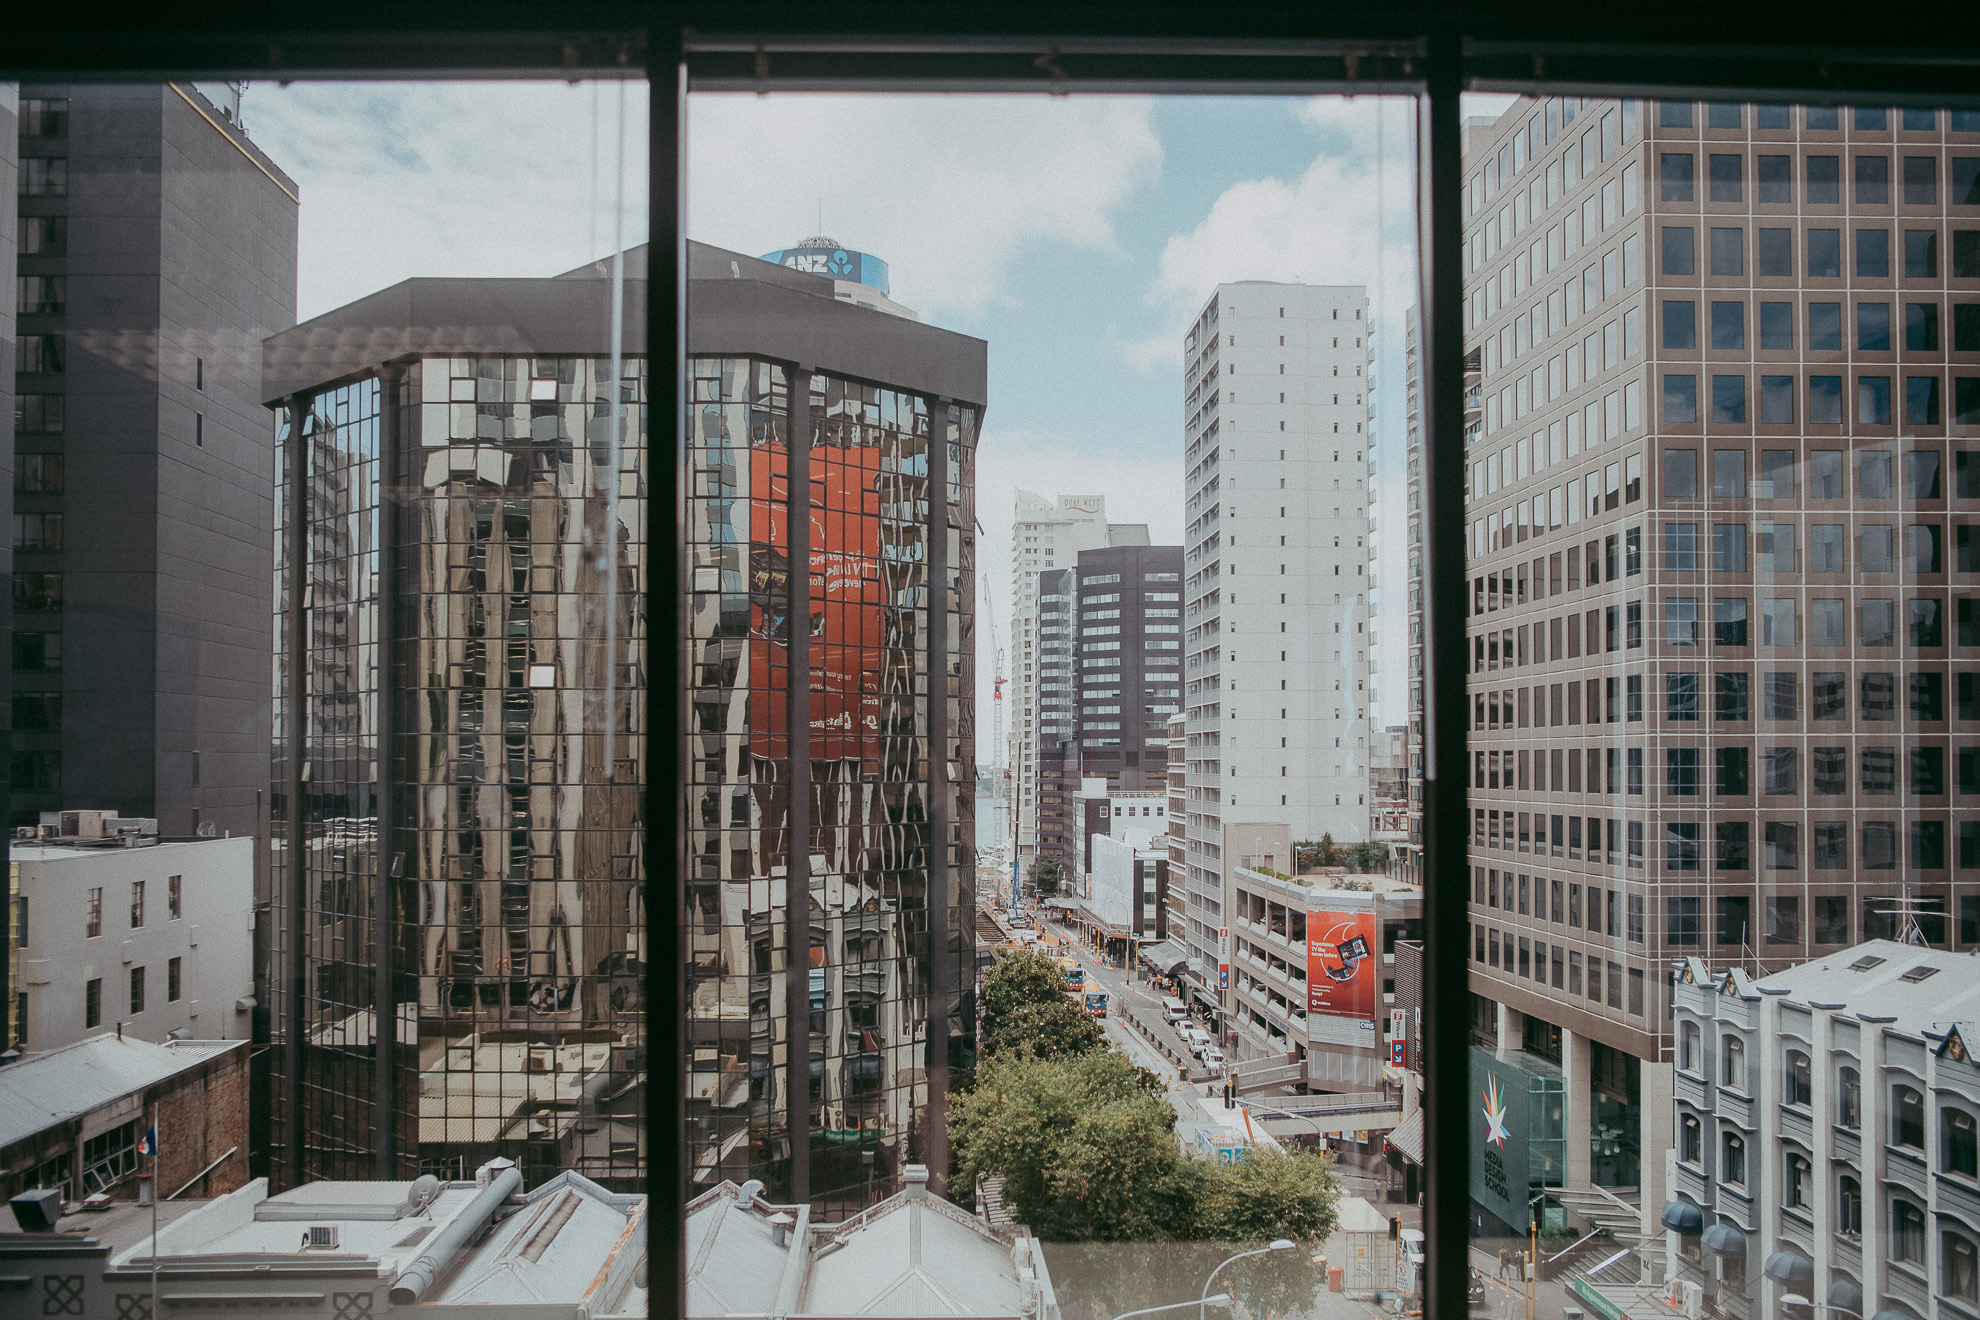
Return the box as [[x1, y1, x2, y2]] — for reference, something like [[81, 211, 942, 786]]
[[243, 82, 1515, 751]]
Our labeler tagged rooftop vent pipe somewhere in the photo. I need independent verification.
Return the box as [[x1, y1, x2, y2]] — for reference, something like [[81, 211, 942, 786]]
[[387, 1162, 522, 1304]]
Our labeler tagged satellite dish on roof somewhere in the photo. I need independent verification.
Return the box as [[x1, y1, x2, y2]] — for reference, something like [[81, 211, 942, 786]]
[[408, 1175, 442, 1214]]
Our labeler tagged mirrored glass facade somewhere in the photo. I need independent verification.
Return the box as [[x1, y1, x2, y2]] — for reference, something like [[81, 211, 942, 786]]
[[271, 343, 646, 1191], [684, 354, 980, 1219]]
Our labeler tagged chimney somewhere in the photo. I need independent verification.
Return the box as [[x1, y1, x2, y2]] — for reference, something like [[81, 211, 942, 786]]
[[768, 1211, 795, 1247], [736, 1179, 765, 1207], [902, 1164, 929, 1201]]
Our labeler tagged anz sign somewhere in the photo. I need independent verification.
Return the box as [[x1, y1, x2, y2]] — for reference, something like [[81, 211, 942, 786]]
[[759, 241, 890, 297]]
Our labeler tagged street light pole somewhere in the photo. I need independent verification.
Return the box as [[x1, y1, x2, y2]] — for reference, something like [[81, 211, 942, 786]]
[[1200, 1240, 1296, 1320], [1115, 1293, 1232, 1320]]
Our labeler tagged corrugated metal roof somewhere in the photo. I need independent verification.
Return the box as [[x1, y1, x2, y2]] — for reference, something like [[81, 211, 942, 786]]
[[0, 1036, 244, 1149]]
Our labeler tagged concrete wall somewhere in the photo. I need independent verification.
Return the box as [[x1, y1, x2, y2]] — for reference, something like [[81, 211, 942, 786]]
[[13, 836, 255, 1049], [15, 83, 296, 849]]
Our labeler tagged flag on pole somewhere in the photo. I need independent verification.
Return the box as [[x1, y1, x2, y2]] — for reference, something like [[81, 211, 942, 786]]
[[137, 1122, 158, 1158]]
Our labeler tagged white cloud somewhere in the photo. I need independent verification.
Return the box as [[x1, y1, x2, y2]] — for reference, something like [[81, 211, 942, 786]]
[[1118, 95, 1423, 725], [686, 94, 1162, 319], [243, 80, 649, 319], [1124, 95, 1419, 370]]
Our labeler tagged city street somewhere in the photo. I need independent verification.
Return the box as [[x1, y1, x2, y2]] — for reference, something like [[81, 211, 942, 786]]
[[1030, 909, 1402, 1208]]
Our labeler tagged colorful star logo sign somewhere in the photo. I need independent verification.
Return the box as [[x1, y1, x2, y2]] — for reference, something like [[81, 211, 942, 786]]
[[1482, 1076, 1510, 1149]]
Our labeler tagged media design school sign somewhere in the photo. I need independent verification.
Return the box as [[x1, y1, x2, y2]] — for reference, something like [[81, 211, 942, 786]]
[[1470, 1048, 1536, 1231]]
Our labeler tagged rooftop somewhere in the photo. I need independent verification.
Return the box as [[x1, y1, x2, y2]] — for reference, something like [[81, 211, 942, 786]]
[[1697, 940, 1980, 1031], [686, 1167, 1054, 1319], [94, 1165, 644, 1315], [0, 1036, 245, 1150], [11, 836, 247, 863]]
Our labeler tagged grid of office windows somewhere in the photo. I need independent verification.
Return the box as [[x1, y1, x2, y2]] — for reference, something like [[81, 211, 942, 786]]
[[1462, 94, 1980, 1220], [271, 356, 648, 1192], [684, 356, 977, 1220]]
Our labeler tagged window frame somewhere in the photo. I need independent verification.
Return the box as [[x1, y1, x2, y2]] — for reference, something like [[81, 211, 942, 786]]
[[11, 14, 1980, 1320]]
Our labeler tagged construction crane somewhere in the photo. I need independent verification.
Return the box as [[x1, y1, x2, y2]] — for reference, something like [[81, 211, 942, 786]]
[[978, 521, 1017, 911]]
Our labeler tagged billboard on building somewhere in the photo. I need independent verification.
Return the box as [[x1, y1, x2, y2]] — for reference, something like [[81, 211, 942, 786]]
[[1305, 910, 1379, 1019], [748, 439, 884, 766]]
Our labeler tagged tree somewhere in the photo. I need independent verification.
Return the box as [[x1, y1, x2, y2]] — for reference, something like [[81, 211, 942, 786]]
[[1353, 840, 1392, 873], [1027, 855, 1063, 896], [951, 1047, 1186, 1240], [982, 996, 1106, 1060], [1193, 1147, 1343, 1243], [982, 948, 1072, 1043]]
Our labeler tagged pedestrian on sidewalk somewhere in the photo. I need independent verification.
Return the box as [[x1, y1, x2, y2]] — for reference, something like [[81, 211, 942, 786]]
[[1496, 1246, 1511, 1280]]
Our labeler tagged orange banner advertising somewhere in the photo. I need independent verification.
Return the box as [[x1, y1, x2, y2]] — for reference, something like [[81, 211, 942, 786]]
[[1306, 910, 1380, 1020], [749, 441, 884, 766]]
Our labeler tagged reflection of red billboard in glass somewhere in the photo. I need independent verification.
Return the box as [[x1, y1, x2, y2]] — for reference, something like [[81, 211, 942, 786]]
[[749, 442, 883, 765], [1306, 911, 1380, 1020]]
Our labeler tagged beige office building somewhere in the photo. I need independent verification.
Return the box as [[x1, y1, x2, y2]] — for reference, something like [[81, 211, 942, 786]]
[[1462, 94, 1980, 1233]]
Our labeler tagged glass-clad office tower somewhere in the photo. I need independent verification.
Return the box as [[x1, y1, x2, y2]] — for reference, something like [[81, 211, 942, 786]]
[[684, 244, 986, 1218], [264, 262, 649, 1191], [261, 243, 984, 1216]]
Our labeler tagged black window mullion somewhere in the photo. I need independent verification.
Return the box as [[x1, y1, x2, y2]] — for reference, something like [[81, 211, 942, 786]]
[[647, 50, 690, 1320], [1418, 33, 1473, 1320]]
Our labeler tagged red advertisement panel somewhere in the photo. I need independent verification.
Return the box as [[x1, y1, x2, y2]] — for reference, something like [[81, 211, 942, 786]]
[[1306, 910, 1380, 1020], [748, 443, 884, 766]]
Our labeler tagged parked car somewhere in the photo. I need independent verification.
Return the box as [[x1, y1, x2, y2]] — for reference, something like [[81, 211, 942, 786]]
[[1200, 1047, 1225, 1068]]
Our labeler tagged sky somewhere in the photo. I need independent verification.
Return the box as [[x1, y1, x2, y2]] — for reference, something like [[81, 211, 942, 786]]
[[241, 80, 1519, 760]]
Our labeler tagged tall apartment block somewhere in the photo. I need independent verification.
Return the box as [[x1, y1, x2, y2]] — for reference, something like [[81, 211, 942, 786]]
[[263, 240, 982, 1216], [1008, 491, 1108, 864], [12, 85, 297, 841], [1031, 538, 1183, 884], [1396, 306, 1427, 888], [1461, 94, 1980, 1237], [1179, 281, 1373, 1008]]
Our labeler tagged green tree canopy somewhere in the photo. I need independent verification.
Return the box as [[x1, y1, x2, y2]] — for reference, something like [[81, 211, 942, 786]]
[[951, 1047, 1184, 1241], [1192, 1147, 1343, 1243], [1026, 855, 1063, 895], [982, 996, 1106, 1061], [981, 948, 1073, 1042]]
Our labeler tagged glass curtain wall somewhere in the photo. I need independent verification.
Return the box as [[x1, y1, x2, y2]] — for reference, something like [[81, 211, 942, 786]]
[[684, 357, 975, 1216], [272, 350, 647, 1189]]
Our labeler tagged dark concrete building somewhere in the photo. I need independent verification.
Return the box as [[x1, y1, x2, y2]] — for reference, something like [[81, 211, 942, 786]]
[[1069, 540, 1183, 790], [1032, 540, 1183, 887], [260, 241, 984, 1219], [9, 84, 297, 846]]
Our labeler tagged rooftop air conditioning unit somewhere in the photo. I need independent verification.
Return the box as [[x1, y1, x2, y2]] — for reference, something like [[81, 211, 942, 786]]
[[306, 1225, 340, 1250], [59, 810, 113, 839]]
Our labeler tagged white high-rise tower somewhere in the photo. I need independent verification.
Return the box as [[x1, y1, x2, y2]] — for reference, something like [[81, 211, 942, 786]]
[[1180, 281, 1374, 984], [1008, 491, 1110, 862]]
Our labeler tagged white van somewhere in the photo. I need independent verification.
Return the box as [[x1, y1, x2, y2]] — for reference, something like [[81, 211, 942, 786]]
[[1200, 1047, 1226, 1069], [1184, 1028, 1213, 1057], [1160, 997, 1189, 1026]]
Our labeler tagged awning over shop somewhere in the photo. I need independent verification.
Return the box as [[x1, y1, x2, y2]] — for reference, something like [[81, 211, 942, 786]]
[[1192, 988, 1221, 1013], [1825, 1281, 1863, 1314], [1702, 1223, 1747, 1259], [1138, 941, 1189, 975], [1763, 1250, 1813, 1288], [1385, 1109, 1425, 1165], [1660, 1201, 1704, 1235]]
